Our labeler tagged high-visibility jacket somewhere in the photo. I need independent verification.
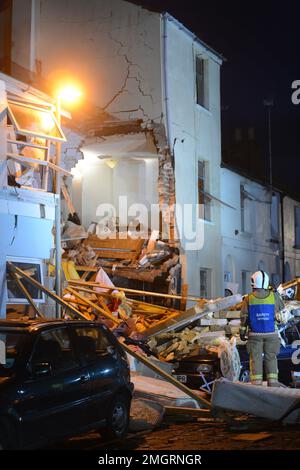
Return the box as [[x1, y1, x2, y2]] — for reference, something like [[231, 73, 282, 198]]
[[248, 291, 276, 334]]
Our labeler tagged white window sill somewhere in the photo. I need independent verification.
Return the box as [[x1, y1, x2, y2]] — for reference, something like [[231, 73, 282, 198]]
[[195, 103, 212, 116], [198, 218, 215, 226], [238, 231, 252, 239]]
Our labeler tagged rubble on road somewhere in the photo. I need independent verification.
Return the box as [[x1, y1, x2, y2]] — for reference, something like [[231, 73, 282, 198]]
[[129, 398, 164, 431]]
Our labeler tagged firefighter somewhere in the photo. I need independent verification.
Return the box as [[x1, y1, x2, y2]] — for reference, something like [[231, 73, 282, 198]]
[[239, 270, 284, 386]]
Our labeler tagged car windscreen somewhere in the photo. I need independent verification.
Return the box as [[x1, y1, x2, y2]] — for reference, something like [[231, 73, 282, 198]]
[[0, 331, 27, 376]]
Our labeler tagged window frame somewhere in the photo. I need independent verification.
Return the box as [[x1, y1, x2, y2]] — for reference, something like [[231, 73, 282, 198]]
[[198, 160, 211, 222], [73, 325, 112, 366], [200, 268, 211, 299], [7, 99, 66, 143], [294, 206, 300, 249], [195, 56, 209, 110], [28, 326, 81, 377]]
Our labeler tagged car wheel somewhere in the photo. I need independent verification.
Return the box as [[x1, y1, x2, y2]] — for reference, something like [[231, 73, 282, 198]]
[[102, 395, 130, 440], [239, 369, 250, 383]]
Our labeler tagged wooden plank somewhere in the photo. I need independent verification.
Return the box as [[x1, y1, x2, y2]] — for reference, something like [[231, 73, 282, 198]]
[[7, 153, 73, 176], [68, 284, 176, 311], [104, 267, 162, 283], [180, 284, 189, 311], [92, 250, 138, 260], [84, 235, 145, 251], [12, 273, 45, 319], [61, 178, 76, 214], [7, 263, 92, 321], [68, 279, 206, 303], [65, 287, 121, 325], [48, 161, 73, 177], [75, 265, 98, 272], [7, 152, 47, 166]]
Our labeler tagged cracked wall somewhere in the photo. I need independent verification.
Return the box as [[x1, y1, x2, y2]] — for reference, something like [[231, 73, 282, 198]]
[[38, 0, 163, 123]]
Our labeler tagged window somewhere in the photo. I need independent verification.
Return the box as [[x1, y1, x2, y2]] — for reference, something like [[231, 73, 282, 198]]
[[74, 327, 110, 364], [31, 328, 79, 374], [198, 161, 211, 221], [6, 258, 45, 304], [200, 268, 211, 298], [0, 332, 27, 376], [240, 184, 245, 232], [196, 56, 208, 108], [242, 270, 251, 294], [295, 207, 300, 248], [270, 194, 280, 241], [224, 271, 232, 283], [7, 100, 66, 142]]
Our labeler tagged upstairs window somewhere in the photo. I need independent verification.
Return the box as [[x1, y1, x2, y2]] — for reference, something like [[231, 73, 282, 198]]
[[200, 268, 211, 298], [240, 184, 246, 232], [295, 207, 300, 248], [196, 56, 208, 109], [270, 194, 280, 241], [198, 160, 211, 221]]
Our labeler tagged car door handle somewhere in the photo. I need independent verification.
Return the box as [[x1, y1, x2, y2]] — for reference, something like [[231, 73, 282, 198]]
[[80, 375, 89, 383]]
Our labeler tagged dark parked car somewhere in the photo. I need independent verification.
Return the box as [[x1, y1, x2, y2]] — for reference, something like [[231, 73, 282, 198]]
[[0, 319, 133, 449], [173, 320, 300, 391]]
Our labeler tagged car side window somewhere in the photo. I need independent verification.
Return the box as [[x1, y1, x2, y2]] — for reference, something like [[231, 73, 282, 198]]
[[74, 327, 111, 364], [31, 327, 80, 375]]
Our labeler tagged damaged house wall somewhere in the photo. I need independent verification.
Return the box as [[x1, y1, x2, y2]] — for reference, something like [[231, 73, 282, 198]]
[[10, 0, 224, 297], [36, 0, 169, 231], [0, 73, 58, 317]]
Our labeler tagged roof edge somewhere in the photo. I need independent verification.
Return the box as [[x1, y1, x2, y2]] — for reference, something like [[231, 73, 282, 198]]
[[163, 12, 226, 64]]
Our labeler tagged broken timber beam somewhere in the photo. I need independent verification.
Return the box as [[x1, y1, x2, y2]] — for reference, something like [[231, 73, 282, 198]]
[[11, 272, 45, 319], [68, 279, 208, 303], [7, 263, 92, 321], [65, 287, 121, 325]]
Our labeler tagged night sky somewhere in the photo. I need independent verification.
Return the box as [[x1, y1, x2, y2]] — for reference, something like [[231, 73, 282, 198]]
[[132, 0, 300, 199]]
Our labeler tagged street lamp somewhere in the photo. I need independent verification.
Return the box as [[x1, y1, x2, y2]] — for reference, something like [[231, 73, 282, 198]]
[[54, 84, 82, 317]]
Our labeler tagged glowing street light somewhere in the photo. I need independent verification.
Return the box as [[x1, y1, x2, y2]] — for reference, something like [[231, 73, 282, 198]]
[[57, 85, 82, 105]]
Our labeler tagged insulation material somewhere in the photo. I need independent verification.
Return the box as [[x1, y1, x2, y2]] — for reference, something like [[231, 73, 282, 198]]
[[212, 378, 300, 424], [132, 375, 201, 409]]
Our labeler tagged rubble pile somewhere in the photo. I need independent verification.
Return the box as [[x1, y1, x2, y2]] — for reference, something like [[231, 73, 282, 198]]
[[62, 220, 181, 292], [67, 244, 98, 266]]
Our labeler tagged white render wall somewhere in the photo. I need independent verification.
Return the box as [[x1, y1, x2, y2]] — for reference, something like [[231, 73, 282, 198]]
[[18, 0, 224, 298], [37, 0, 163, 122], [283, 196, 300, 280], [74, 157, 158, 229], [164, 16, 223, 298], [220, 168, 282, 294]]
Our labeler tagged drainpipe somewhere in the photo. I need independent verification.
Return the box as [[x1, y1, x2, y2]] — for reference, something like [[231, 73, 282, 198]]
[[280, 193, 285, 283], [55, 99, 62, 317], [161, 13, 171, 145], [161, 13, 187, 293]]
